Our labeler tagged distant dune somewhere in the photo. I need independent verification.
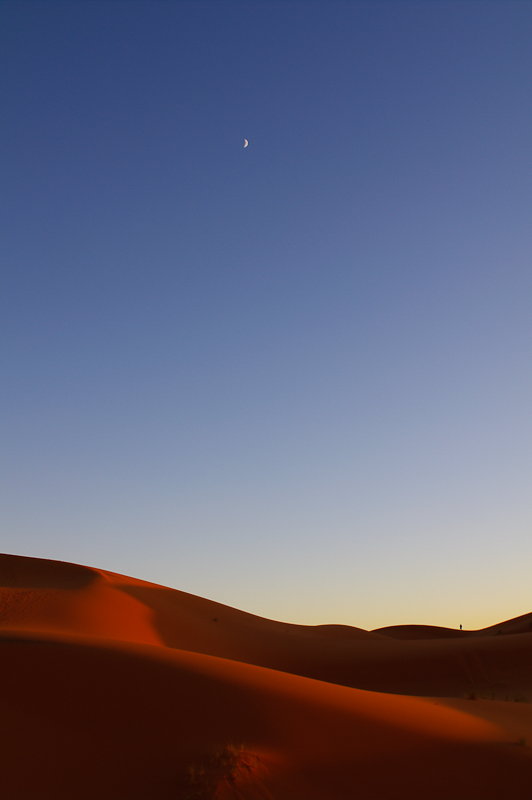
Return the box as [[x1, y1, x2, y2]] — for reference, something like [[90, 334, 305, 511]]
[[1, 553, 531, 799]]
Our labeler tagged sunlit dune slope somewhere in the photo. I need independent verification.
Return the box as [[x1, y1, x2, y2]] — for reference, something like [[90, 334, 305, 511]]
[[2, 553, 531, 699], [2, 629, 532, 800]]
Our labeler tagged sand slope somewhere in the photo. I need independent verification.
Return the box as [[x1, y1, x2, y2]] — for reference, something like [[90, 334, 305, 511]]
[[1, 553, 531, 799]]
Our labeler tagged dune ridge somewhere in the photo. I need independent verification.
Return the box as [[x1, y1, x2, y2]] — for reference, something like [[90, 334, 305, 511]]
[[1, 553, 531, 799]]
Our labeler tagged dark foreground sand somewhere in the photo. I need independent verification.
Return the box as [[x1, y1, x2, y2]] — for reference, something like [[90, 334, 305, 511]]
[[1, 553, 531, 799]]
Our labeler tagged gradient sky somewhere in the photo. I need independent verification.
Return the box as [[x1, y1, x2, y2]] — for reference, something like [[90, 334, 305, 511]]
[[2, 0, 531, 630]]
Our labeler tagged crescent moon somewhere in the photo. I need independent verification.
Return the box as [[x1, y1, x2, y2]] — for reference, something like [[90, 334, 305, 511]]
[[244, 139, 248, 147]]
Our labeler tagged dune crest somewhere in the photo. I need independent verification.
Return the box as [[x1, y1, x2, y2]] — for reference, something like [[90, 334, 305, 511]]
[[1, 553, 531, 799], [373, 613, 532, 640], [0, 552, 97, 589]]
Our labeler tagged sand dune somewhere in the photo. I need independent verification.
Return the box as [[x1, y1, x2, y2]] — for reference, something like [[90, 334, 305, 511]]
[[1, 553, 531, 799], [374, 612, 532, 640]]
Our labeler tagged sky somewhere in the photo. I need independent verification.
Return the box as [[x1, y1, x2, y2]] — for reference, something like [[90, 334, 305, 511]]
[[1, 0, 531, 631]]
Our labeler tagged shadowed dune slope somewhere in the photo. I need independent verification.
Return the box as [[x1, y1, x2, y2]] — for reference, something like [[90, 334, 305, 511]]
[[1, 553, 532, 799], [2, 630, 532, 800]]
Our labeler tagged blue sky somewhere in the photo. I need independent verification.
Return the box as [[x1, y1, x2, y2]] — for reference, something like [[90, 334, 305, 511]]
[[2, 0, 531, 629]]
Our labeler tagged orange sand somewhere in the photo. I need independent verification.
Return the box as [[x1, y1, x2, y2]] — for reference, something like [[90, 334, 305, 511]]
[[1, 553, 531, 799]]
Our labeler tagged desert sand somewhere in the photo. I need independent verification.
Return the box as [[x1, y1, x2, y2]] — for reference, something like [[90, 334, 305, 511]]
[[1, 553, 531, 799]]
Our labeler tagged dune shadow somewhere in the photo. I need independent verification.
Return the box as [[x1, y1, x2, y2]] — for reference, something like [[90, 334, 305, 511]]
[[117, 582, 236, 651], [0, 554, 97, 590]]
